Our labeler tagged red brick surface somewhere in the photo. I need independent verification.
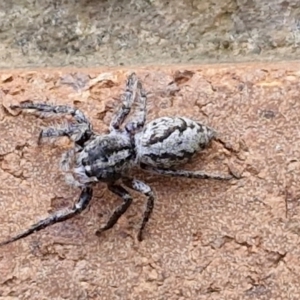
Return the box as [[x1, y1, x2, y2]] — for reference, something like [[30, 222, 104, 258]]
[[1, 63, 300, 299]]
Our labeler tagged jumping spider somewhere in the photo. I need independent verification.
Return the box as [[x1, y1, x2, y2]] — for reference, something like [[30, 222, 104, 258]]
[[0, 73, 233, 246]]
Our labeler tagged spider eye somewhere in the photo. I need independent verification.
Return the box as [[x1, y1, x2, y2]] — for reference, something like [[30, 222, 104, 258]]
[[82, 158, 89, 166], [100, 156, 108, 162]]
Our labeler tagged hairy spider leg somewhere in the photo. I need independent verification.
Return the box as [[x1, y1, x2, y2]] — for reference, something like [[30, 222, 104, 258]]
[[110, 72, 139, 131], [59, 146, 86, 188], [124, 81, 147, 134], [10, 102, 93, 146], [95, 184, 133, 235], [60, 148, 77, 171], [37, 123, 92, 146], [141, 165, 234, 180], [123, 178, 154, 241], [0, 187, 93, 246], [10, 102, 90, 124]]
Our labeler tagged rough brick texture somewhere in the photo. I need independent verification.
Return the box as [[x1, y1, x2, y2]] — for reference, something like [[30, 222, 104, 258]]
[[1, 64, 300, 299]]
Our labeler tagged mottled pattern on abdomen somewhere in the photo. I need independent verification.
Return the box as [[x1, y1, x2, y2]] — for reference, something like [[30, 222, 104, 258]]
[[135, 117, 215, 169]]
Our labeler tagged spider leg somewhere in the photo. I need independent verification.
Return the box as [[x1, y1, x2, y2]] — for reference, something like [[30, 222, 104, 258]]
[[95, 184, 133, 235], [110, 73, 139, 131], [123, 178, 154, 241], [11, 102, 93, 146], [0, 187, 93, 246], [124, 81, 147, 134], [60, 148, 84, 188], [10, 102, 91, 125], [141, 165, 234, 180], [38, 123, 91, 146], [60, 148, 77, 171]]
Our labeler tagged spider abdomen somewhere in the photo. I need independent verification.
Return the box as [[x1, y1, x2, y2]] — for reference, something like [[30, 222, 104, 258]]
[[135, 117, 215, 169]]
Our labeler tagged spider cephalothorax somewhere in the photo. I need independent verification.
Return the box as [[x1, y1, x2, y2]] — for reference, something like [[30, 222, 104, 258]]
[[0, 73, 234, 246]]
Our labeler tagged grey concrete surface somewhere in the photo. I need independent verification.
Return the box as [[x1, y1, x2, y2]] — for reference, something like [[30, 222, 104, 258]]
[[0, 0, 300, 68]]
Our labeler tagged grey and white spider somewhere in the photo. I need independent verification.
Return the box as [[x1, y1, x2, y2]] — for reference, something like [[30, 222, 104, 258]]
[[0, 73, 234, 246]]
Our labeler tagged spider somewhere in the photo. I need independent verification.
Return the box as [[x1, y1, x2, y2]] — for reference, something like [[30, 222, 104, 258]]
[[0, 73, 234, 246]]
